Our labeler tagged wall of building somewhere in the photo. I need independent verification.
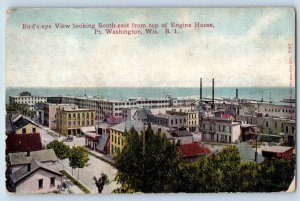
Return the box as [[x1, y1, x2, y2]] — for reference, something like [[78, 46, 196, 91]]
[[15, 123, 41, 134], [16, 169, 62, 194], [109, 129, 124, 157], [9, 96, 47, 111], [56, 109, 95, 136]]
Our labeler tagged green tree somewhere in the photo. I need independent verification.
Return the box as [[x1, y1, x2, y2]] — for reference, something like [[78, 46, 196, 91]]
[[6, 102, 35, 118], [69, 146, 89, 180], [46, 140, 71, 159], [114, 127, 181, 193]]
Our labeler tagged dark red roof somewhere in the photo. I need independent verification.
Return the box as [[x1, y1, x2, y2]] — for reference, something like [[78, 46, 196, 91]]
[[177, 143, 212, 158], [6, 133, 43, 154]]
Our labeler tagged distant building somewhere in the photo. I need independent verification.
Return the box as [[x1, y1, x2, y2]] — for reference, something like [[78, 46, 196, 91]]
[[202, 119, 241, 143], [43, 103, 78, 130], [166, 110, 199, 132], [170, 130, 194, 145], [261, 146, 294, 160], [9, 94, 47, 111], [8, 159, 62, 194], [236, 115, 295, 145], [56, 107, 96, 136], [147, 113, 186, 130]]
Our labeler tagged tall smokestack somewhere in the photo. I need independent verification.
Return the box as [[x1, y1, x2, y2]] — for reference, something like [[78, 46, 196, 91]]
[[200, 78, 202, 101], [236, 88, 238, 99], [212, 78, 215, 109]]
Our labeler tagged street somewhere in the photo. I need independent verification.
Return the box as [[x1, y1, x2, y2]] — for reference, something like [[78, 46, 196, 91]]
[[61, 154, 119, 194]]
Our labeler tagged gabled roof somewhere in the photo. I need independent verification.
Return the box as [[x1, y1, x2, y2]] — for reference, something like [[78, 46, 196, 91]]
[[177, 143, 212, 158], [97, 133, 109, 152], [9, 149, 58, 166], [133, 108, 152, 120], [10, 159, 62, 184], [110, 120, 144, 133], [237, 142, 264, 164], [6, 133, 43, 153], [13, 116, 36, 130], [262, 146, 293, 153]]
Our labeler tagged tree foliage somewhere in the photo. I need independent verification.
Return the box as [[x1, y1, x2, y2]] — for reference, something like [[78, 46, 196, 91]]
[[6, 103, 35, 118], [69, 146, 90, 179], [114, 127, 295, 193], [115, 127, 181, 193], [46, 140, 71, 159]]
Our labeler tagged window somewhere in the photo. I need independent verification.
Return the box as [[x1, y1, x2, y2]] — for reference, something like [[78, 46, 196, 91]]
[[22, 128, 26, 134], [91, 113, 94, 118], [292, 127, 295, 133], [223, 125, 225, 132], [286, 126, 288, 133], [175, 119, 178, 124], [38, 179, 43, 189], [275, 122, 277, 128], [32, 127, 36, 133], [68, 114, 71, 119], [50, 177, 55, 187], [266, 122, 268, 127], [171, 120, 173, 125], [86, 113, 89, 118], [91, 120, 94, 125], [73, 113, 76, 118]]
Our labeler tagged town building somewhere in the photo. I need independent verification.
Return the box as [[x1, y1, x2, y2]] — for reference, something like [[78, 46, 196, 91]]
[[170, 130, 194, 145], [7, 115, 41, 135], [7, 149, 60, 174], [109, 120, 171, 157], [236, 115, 296, 145], [6, 133, 43, 154], [8, 159, 63, 194], [9, 93, 47, 111], [43, 103, 78, 130], [166, 110, 199, 132], [176, 142, 212, 161], [202, 119, 241, 143], [261, 146, 294, 160], [82, 126, 100, 151], [56, 107, 96, 136], [147, 113, 186, 130], [60, 96, 196, 121]]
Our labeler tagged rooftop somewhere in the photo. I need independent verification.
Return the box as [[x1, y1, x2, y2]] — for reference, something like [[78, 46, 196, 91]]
[[6, 133, 43, 153], [177, 143, 212, 158], [10, 159, 62, 184], [9, 149, 58, 166], [262, 146, 293, 153]]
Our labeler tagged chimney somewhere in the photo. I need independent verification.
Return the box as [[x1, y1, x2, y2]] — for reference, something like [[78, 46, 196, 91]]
[[26, 150, 30, 157], [236, 89, 238, 99], [27, 163, 31, 172], [212, 78, 215, 109], [200, 78, 202, 101]]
